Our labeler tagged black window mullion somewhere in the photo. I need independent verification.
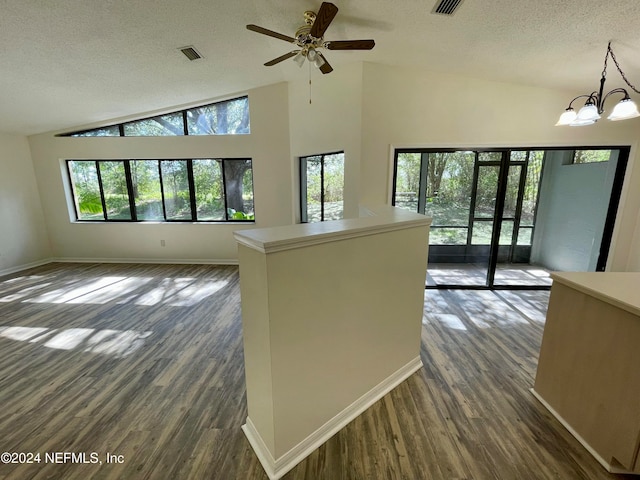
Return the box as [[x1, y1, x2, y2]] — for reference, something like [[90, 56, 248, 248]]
[[467, 152, 480, 245], [418, 153, 429, 215], [118, 125, 125, 136], [182, 111, 189, 136], [486, 151, 510, 287], [187, 159, 197, 220], [66, 160, 81, 221], [391, 151, 399, 207], [221, 160, 230, 220], [320, 155, 325, 222], [528, 152, 547, 247], [123, 160, 137, 221], [158, 160, 168, 221], [300, 157, 308, 222], [95, 161, 108, 220], [511, 151, 529, 248]]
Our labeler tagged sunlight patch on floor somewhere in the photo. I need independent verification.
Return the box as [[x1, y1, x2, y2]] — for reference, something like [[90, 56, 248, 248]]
[[0, 282, 54, 302], [430, 313, 468, 331], [27, 277, 127, 304], [67, 277, 153, 304], [0, 326, 49, 342], [0, 276, 230, 307], [0, 325, 153, 358]]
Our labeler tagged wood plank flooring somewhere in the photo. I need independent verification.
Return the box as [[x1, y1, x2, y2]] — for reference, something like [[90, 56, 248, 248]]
[[0, 263, 629, 479], [427, 263, 553, 287]]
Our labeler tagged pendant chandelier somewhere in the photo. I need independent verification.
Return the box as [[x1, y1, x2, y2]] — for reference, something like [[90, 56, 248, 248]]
[[555, 42, 640, 126]]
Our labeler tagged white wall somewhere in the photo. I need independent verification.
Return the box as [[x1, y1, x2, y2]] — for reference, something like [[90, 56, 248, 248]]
[[0, 133, 51, 273], [288, 63, 363, 219], [532, 150, 618, 271], [631, 212, 640, 270], [359, 62, 640, 271], [27, 83, 291, 263]]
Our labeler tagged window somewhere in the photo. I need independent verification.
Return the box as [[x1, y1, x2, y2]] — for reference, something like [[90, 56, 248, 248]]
[[61, 96, 250, 137], [124, 113, 184, 137], [67, 159, 254, 222], [300, 152, 344, 223], [392, 149, 544, 247], [187, 97, 250, 135], [573, 149, 611, 164]]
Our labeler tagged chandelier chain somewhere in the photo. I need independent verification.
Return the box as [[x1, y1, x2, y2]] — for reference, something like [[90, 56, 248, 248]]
[[607, 43, 640, 95], [602, 44, 609, 79]]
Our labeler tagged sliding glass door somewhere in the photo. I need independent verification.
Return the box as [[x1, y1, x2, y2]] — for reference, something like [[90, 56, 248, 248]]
[[393, 147, 629, 289]]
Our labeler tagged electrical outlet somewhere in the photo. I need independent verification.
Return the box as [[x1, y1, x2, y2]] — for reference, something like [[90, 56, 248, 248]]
[[160, 240, 166, 247]]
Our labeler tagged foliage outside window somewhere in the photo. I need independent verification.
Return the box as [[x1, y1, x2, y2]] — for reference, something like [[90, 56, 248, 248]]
[[67, 159, 254, 222], [62, 97, 250, 137], [300, 152, 345, 223], [573, 149, 610, 164], [393, 149, 544, 246]]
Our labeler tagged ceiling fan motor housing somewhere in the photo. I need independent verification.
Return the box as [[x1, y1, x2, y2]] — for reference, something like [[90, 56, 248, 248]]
[[303, 10, 316, 25], [246, 2, 374, 74]]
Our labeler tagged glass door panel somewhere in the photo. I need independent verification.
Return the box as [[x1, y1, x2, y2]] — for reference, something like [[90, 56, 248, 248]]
[[422, 152, 478, 285], [499, 220, 514, 245], [494, 150, 548, 286], [436, 160, 502, 287], [519, 151, 544, 231], [503, 165, 522, 219], [473, 165, 499, 219]]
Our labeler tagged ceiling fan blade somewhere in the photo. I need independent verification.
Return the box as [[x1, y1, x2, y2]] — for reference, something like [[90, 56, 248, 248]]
[[326, 39, 375, 50], [264, 50, 300, 66], [317, 53, 333, 74], [246, 24, 295, 43], [310, 2, 339, 38]]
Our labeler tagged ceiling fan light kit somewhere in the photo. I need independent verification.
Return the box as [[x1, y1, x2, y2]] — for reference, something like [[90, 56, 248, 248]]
[[556, 42, 640, 126], [246, 2, 375, 75]]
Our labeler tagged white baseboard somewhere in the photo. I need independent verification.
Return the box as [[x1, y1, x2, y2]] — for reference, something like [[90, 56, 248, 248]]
[[243, 356, 423, 480], [52, 257, 239, 266], [242, 419, 278, 480], [530, 388, 633, 475], [0, 258, 53, 277]]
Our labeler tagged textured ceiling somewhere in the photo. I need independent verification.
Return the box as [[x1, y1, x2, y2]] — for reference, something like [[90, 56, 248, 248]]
[[2, 0, 640, 135]]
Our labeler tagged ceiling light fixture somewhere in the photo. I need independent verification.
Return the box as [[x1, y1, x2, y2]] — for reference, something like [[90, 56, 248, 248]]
[[556, 42, 640, 126]]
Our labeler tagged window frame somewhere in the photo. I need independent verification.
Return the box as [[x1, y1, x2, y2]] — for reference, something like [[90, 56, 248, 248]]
[[299, 151, 345, 223], [392, 148, 544, 247], [572, 149, 611, 164], [66, 158, 255, 223], [59, 96, 249, 137]]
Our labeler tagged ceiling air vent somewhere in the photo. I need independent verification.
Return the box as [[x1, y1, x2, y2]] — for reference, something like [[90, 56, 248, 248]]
[[432, 0, 465, 15], [179, 46, 203, 61]]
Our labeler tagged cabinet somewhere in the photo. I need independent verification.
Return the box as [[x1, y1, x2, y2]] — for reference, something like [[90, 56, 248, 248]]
[[533, 272, 640, 474]]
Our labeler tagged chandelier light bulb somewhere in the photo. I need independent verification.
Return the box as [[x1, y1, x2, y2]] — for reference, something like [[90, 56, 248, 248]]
[[607, 98, 640, 121], [570, 104, 601, 126], [555, 108, 577, 126]]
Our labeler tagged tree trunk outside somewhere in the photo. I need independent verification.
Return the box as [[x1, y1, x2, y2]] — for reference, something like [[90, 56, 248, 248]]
[[224, 160, 250, 213], [427, 153, 447, 198]]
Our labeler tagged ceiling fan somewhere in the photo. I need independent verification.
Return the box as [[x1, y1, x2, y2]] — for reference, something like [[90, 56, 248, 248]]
[[246, 2, 375, 74]]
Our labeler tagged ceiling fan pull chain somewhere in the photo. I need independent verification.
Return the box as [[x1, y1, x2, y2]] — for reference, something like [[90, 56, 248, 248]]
[[309, 61, 312, 104]]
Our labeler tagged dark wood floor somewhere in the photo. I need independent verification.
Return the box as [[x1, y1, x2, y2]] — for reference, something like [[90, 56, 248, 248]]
[[0, 263, 630, 479]]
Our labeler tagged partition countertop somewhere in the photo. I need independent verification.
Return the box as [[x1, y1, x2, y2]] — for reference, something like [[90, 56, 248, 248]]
[[551, 272, 640, 317], [233, 206, 432, 254]]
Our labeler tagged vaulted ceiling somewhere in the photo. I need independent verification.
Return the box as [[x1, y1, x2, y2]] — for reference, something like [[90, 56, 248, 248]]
[[2, 0, 640, 135]]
